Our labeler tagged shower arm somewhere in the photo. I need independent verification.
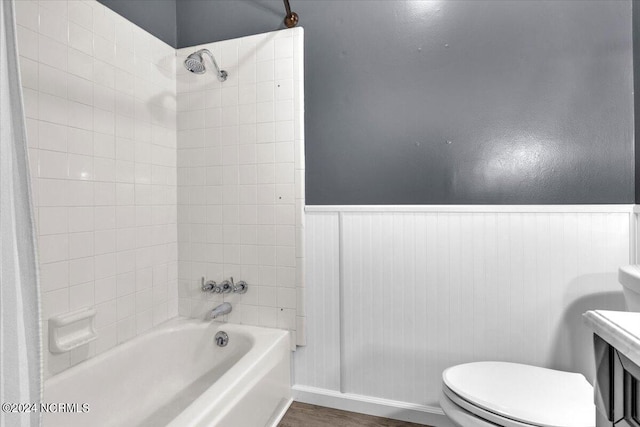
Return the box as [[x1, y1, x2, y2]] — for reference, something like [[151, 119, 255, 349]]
[[196, 49, 224, 78], [283, 0, 299, 28]]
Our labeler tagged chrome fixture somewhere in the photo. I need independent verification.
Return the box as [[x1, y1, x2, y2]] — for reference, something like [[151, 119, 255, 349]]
[[210, 302, 232, 320], [219, 278, 233, 294], [201, 277, 222, 293], [214, 331, 229, 347], [235, 280, 248, 294], [220, 277, 249, 294], [184, 49, 228, 82], [201, 277, 248, 294]]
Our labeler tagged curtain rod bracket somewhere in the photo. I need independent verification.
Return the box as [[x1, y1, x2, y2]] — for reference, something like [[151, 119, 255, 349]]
[[283, 0, 299, 28]]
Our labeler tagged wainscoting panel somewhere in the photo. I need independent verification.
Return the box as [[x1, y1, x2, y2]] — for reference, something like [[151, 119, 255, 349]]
[[295, 206, 633, 421], [294, 212, 341, 391]]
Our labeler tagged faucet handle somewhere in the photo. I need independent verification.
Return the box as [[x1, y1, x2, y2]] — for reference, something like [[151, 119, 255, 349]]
[[200, 277, 216, 292], [220, 278, 233, 294], [202, 277, 222, 293], [234, 280, 248, 294]]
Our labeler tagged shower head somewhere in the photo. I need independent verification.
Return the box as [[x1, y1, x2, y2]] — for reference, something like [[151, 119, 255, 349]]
[[184, 53, 206, 74], [184, 49, 228, 82]]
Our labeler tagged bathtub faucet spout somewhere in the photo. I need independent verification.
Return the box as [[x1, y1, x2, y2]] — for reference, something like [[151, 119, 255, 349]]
[[210, 302, 232, 320]]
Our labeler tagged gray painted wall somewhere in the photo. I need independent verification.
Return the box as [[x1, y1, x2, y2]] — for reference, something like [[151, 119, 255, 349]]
[[97, 0, 177, 47], [178, 0, 634, 204], [108, 0, 636, 204]]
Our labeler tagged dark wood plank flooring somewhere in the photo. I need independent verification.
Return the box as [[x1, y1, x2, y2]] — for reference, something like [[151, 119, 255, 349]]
[[278, 402, 430, 427]]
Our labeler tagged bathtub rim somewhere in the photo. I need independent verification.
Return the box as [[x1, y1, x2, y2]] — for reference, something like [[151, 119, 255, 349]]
[[44, 317, 291, 390], [167, 318, 292, 426]]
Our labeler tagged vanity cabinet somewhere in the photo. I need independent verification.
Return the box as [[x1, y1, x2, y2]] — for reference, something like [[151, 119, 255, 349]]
[[584, 311, 640, 427], [594, 333, 640, 426]]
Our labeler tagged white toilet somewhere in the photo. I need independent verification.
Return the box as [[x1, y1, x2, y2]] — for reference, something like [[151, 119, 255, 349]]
[[439, 265, 640, 427], [440, 362, 594, 427]]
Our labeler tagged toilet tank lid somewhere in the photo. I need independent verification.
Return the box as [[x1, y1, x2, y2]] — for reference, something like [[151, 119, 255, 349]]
[[442, 362, 594, 427], [619, 265, 640, 291]]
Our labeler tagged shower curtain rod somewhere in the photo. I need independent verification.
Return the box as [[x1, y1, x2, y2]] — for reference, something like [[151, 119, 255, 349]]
[[283, 0, 299, 28]]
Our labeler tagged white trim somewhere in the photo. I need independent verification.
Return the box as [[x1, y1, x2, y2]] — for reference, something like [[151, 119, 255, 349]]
[[305, 205, 635, 213], [338, 212, 346, 393], [292, 385, 455, 427], [630, 210, 637, 264], [268, 397, 293, 427], [632, 205, 640, 264]]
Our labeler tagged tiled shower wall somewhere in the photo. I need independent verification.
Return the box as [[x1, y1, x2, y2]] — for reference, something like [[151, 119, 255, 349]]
[[176, 28, 305, 344], [15, 0, 178, 377]]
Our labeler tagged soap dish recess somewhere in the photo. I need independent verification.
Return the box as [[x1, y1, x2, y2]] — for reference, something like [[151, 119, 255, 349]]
[[48, 307, 97, 353]]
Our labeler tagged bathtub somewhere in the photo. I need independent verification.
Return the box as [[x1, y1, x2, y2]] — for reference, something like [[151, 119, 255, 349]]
[[43, 318, 292, 427]]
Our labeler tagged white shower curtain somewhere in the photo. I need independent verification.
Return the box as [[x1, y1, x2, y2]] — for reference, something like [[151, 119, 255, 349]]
[[0, 1, 42, 426]]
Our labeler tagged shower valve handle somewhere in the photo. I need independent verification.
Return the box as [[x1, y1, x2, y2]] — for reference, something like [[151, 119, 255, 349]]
[[234, 280, 248, 294], [201, 277, 219, 293], [220, 278, 233, 294]]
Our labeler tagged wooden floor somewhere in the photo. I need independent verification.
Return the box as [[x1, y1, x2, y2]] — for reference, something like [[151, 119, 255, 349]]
[[278, 402, 430, 427]]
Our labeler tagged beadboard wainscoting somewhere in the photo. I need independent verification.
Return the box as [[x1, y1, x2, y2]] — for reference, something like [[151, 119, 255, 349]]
[[294, 205, 635, 426]]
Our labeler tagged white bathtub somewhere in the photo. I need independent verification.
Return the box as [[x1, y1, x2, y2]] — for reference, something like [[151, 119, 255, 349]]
[[43, 318, 292, 427]]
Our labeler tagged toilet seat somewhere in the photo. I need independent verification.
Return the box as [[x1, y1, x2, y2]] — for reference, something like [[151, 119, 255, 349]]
[[442, 362, 595, 427], [441, 387, 535, 427]]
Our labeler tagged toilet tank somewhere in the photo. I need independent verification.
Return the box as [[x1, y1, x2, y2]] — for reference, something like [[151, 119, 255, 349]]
[[619, 265, 640, 312]]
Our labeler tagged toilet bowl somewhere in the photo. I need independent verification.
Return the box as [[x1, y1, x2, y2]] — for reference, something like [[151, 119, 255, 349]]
[[439, 263, 640, 426], [440, 362, 594, 427]]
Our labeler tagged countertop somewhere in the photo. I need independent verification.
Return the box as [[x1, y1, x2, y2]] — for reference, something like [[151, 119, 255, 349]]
[[583, 310, 640, 367]]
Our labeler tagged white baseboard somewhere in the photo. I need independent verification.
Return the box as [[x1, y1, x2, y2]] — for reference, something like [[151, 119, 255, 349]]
[[292, 385, 455, 427]]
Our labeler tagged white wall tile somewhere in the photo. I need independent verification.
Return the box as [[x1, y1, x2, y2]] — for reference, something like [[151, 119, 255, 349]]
[[19, 56, 39, 91], [38, 35, 68, 71], [39, 207, 68, 235], [42, 288, 70, 320], [68, 48, 94, 81], [37, 121, 67, 152], [68, 1, 93, 30], [39, 93, 68, 125], [69, 22, 93, 55], [40, 261, 69, 293], [68, 127, 93, 156], [274, 58, 293, 80], [69, 232, 94, 259], [274, 37, 293, 59], [39, 234, 69, 264], [69, 257, 94, 285], [38, 150, 68, 179], [18, 0, 177, 378], [25, 1, 300, 376], [69, 282, 95, 311], [68, 75, 94, 105], [37, 179, 66, 207], [15, 1, 39, 32], [38, 5, 68, 44], [177, 28, 304, 340], [68, 153, 93, 180], [17, 25, 39, 60], [39, 63, 68, 99]]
